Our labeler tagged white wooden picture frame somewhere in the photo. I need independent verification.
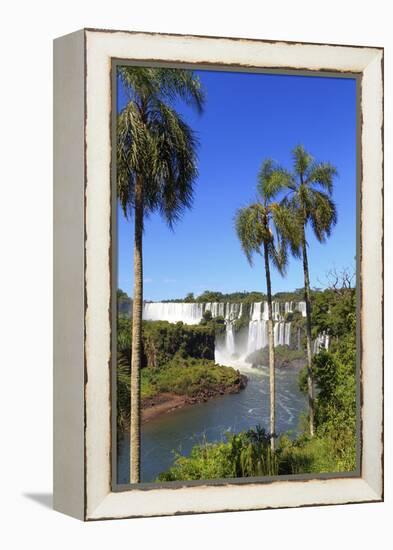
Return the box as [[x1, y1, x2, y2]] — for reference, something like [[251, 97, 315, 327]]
[[53, 28, 383, 520]]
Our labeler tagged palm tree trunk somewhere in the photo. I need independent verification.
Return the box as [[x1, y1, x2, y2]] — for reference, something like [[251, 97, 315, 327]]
[[130, 175, 143, 483], [301, 227, 315, 436], [263, 241, 275, 452]]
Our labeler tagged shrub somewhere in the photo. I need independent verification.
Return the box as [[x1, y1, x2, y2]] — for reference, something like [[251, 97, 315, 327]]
[[117, 318, 216, 369], [158, 426, 278, 481], [141, 358, 243, 400]]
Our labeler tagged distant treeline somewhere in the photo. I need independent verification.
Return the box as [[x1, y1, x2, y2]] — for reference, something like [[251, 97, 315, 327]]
[[163, 289, 308, 303], [117, 287, 349, 307]]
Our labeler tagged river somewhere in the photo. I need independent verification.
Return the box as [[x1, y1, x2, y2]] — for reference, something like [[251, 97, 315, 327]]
[[117, 363, 307, 483]]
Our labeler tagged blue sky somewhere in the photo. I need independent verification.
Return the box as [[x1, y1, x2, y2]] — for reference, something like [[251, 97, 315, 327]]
[[117, 69, 357, 301]]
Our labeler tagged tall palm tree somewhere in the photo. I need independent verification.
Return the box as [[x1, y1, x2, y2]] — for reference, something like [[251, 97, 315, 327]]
[[235, 160, 293, 451], [117, 67, 205, 483], [265, 145, 338, 436]]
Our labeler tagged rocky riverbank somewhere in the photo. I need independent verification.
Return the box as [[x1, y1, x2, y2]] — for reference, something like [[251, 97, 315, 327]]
[[141, 372, 248, 422]]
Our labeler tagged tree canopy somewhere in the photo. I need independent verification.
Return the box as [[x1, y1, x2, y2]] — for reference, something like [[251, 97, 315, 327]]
[[117, 67, 205, 227]]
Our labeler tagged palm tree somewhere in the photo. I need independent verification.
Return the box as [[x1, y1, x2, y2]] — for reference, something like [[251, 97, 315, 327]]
[[117, 67, 205, 483], [265, 145, 338, 436], [235, 160, 292, 451]]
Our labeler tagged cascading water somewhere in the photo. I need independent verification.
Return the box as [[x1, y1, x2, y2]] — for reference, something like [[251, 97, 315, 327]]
[[225, 323, 235, 356], [313, 331, 330, 354], [142, 300, 307, 365], [143, 301, 204, 324]]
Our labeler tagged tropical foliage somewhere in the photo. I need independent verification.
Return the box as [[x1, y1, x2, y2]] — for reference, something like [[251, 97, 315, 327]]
[[235, 159, 299, 450], [140, 357, 244, 401], [158, 427, 278, 481], [117, 316, 216, 368], [117, 65, 354, 483], [117, 66, 205, 481], [160, 289, 312, 304], [258, 145, 338, 436], [299, 284, 356, 470], [117, 67, 205, 226], [117, 351, 245, 431], [116, 318, 245, 431], [157, 281, 357, 480]]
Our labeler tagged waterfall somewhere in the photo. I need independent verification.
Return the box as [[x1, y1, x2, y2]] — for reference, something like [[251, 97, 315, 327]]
[[247, 320, 268, 355], [143, 301, 204, 324], [142, 300, 308, 365], [313, 331, 330, 354], [285, 322, 291, 346], [225, 323, 235, 355], [297, 301, 307, 317]]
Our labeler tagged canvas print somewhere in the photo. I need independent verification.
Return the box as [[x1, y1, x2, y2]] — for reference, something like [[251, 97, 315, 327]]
[[114, 65, 358, 485]]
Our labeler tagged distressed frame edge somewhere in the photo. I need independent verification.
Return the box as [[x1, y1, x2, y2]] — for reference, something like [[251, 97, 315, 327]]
[[88, 481, 382, 521], [80, 29, 383, 521]]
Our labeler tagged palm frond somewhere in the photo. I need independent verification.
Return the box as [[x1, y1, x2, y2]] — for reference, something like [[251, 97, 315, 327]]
[[297, 183, 314, 221], [270, 202, 302, 258], [118, 66, 159, 103], [116, 66, 204, 226], [268, 235, 288, 276], [117, 102, 155, 218], [235, 204, 269, 265], [308, 190, 337, 242], [156, 68, 206, 114], [307, 161, 338, 194], [292, 144, 313, 178], [257, 159, 293, 201], [277, 147, 338, 246], [149, 99, 199, 227]]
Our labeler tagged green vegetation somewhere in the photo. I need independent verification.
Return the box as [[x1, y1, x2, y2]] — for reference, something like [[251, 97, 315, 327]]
[[273, 289, 304, 301], [283, 323, 356, 474], [163, 287, 332, 306], [117, 289, 132, 316], [260, 145, 338, 436], [194, 290, 269, 303], [232, 314, 250, 334], [140, 357, 243, 401], [143, 320, 215, 367], [118, 356, 245, 430], [117, 66, 205, 481], [275, 434, 345, 474], [117, 316, 215, 368], [117, 276, 356, 481], [235, 160, 299, 451], [157, 285, 356, 480], [158, 427, 278, 481], [311, 282, 356, 343], [117, 318, 246, 430], [199, 311, 227, 338], [163, 290, 280, 304], [300, 286, 356, 470], [157, 428, 348, 481], [116, 82, 355, 484]]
